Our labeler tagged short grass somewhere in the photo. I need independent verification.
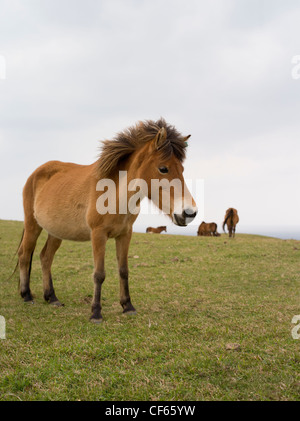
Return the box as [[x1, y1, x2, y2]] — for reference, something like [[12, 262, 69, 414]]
[[0, 219, 299, 401]]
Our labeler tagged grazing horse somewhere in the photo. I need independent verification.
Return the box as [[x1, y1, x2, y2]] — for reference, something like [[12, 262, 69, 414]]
[[197, 222, 219, 237], [146, 226, 167, 234], [17, 118, 197, 322], [222, 208, 239, 238]]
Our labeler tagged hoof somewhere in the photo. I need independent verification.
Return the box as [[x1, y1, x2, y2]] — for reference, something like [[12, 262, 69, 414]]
[[50, 301, 64, 307], [90, 317, 103, 324], [122, 302, 136, 315], [24, 299, 34, 305], [122, 301, 136, 315], [22, 291, 34, 303], [123, 309, 137, 316]]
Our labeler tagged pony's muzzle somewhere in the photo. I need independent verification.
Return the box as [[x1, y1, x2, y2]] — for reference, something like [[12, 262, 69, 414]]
[[173, 207, 198, 226]]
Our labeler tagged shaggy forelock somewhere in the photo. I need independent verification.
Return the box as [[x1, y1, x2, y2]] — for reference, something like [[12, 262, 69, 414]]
[[97, 118, 187, 178]]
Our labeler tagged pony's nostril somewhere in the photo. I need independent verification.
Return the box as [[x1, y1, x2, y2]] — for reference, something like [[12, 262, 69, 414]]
[[183, 209, 197, 219]]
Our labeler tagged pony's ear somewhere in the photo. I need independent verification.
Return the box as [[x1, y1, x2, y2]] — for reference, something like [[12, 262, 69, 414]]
[[154, 127, 167, 150], [183, 134, 191, 147]]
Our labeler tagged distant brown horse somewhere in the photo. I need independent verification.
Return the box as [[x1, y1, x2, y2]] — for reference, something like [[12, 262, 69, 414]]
[[146, 226, 167, 234], [197, 222, 219, 237], [17, 118, 197, 322], [222, 208, 239, 237]]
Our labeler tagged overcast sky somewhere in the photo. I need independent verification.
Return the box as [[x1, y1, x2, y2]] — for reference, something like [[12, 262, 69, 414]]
[[0, 0, 299, 235]]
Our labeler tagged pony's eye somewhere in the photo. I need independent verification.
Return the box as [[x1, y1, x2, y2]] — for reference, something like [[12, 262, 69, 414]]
[[158, 166, 169, 174]]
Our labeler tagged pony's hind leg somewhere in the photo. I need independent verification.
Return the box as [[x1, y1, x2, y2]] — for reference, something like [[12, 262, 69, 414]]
[[18, 223, 42, 302], [40, 234, 63, 306]]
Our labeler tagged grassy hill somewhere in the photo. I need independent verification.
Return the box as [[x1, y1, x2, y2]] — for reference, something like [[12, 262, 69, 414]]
[[0, 219, 299, 401]]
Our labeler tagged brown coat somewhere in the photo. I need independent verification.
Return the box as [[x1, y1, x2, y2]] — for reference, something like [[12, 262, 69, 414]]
[[197, 222, 219, 236], [222, 208, 239, 237]]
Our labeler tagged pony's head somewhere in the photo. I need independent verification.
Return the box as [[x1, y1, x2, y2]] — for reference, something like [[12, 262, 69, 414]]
[[133, 120, 198, 226], [98, 118, 198, 226]]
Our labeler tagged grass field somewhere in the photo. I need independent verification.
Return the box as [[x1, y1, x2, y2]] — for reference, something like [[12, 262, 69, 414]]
[[0, 219, 299, 401]]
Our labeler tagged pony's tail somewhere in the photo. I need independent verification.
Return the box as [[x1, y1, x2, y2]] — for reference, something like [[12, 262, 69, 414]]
[[222, 209, 233, 232], [222, 219, 227, 232], [222, 217, 227, 232], [7, 229, 24, 282]]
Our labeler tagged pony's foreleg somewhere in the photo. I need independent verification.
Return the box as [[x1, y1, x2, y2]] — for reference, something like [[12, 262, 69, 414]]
[[90, 229, 107, 323], [18, 224, 42, 302], [115, 230, 136, 314], [40, 235, 63, 306]]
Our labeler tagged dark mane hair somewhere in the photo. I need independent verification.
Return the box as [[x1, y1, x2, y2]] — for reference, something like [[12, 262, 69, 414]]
[[97, 118, 187, 178]]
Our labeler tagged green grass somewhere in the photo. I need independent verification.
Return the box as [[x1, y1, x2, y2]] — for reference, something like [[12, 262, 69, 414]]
[[0, 219, 299, 401]]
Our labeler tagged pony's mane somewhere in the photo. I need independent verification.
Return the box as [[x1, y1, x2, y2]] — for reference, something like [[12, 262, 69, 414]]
[[97, 118, 187, 178]]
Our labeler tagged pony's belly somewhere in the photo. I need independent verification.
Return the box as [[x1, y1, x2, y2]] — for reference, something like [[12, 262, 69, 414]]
[[33, 176, 92, 241], [34, 205, 91, 241], [36, 214, 91, 241]]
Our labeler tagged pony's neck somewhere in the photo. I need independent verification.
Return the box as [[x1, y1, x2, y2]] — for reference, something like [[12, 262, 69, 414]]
[[116, 144, 151, 213]]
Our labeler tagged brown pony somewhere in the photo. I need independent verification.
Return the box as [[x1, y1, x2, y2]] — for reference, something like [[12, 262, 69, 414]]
[[222, 208, 239, 237], [146, 226, 167, 234], [17, 118, 197, 322], [197, 222, 219, 237]]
